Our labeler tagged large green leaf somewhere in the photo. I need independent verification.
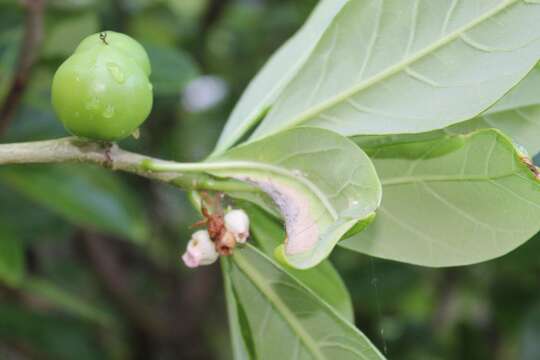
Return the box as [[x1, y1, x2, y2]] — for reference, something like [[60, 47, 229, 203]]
[[449, 65, 540, 157], [222, 259, 252, 360], [0, 222, 24, 287], [213, 0, 349, 154], [250, 0, 540, 141], [483, 63, 540, 114], [224, 245, 385, 360], [341, 129, 540, 267], [243, 202, 354, 321], [356, 64, 540, 158], [208, 127, 381, 269], [0, 164, 150, 244]]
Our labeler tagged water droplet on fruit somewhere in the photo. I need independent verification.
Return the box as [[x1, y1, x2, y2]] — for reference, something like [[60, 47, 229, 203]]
[[85, 97, 99, 110], [94, 82, 106, 92], [102, 105, 115, 118], [107, 63, 125, 84]]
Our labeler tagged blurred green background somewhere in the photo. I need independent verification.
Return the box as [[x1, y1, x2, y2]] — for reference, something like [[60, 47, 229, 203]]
[[0, 0, 539, 359]]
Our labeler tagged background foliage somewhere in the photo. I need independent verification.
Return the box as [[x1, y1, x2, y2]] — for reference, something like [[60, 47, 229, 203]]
[[0, 0, 539, 359]]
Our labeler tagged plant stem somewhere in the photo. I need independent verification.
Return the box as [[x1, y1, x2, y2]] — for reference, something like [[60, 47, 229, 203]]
[[0, 137, 257, 193]]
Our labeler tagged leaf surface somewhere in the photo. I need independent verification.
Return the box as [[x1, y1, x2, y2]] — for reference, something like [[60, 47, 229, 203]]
[[252, 0, 540, 140], [449, 65, 540, 157], [213, 0, 349, 154], [244, 202, 354, 321], [209, 127, 381, 269], [225, 245, 385, 360], [342, 129, 540, 267]]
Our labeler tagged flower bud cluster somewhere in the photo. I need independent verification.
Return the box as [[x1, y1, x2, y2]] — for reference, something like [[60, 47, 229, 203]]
[[181, 208, 250, 268]]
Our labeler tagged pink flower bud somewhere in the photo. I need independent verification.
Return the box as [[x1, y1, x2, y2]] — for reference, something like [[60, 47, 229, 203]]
[[181, 230, 219, 268], [224, 209, 250, 244]]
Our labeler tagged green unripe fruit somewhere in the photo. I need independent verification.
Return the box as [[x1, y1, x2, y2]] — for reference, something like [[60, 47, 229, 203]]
[[51, 31, 153, 141], [75, 31, 151, 76]]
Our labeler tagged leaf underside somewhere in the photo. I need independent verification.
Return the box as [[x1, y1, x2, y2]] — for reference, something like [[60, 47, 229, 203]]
[[243, 202, 354, 321], [213, 0, 349, 154], [250, 0, 540, 141], [449, 65, 540, 157], [355, 64, 540, 158], [342, 128, 540, 267], [208, 127, 381, 269], [225, 245, 385, 360]]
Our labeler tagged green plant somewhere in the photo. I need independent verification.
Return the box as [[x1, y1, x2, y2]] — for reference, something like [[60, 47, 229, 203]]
[[1, 1, 540, 358]]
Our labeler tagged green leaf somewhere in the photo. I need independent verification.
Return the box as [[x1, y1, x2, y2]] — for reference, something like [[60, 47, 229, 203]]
[[0, 223, 24, 286], [353, 64, 540, 157], [209, 127, 381, 269], [483, 63, 540, 114], [225, 245, 385, 360], [222, 259, 253, 360], [20, 277, 114, 327], [146, 43, 199, 97], [342, 129, 540, 267], [244, 202, 354, 321], [213, 0, 349, 154], [250, 0, 540, 141], [448, 65, 540, 157], [0, 164, 150, 244]]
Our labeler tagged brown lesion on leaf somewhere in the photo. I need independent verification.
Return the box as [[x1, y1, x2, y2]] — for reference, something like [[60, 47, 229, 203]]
[[520, 156, 540, 180]]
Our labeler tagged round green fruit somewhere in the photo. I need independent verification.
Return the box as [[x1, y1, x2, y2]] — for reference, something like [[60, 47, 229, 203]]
[[75, 31, 151, 76], [52, 33, 153, 141]]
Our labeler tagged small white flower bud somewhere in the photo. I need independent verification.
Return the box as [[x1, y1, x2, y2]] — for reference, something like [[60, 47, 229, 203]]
[[224, 209, 250, 244], [181, 230, 219, 268]]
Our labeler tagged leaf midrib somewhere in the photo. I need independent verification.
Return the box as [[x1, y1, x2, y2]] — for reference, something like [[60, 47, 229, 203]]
[[277, 0, 521, 132], [381, 171, 521, 186], [233, 250, 327, 360]]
